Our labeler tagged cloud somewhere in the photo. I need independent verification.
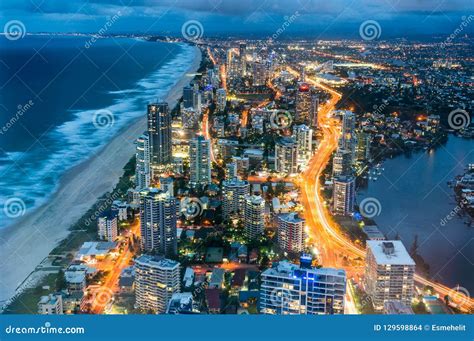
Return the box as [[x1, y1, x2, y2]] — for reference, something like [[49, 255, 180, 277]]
[[0, 0, 471, 36]]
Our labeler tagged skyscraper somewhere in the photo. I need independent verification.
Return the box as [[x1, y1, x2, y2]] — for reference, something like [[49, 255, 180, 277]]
[[147, 102, 172, 172], [277, 213, 306, 253], [216, 88, 226, 112], [260, 260, 346, 315], [332, 176, 356, 216], [239, 42, 247, 76], [275, 137, 298, 175], [365, 241, 415, 311], [189, 135, 212, 187], [139, 188, 177, 257], [332, 149, 353, 178], [355, 130, 371, 162], [135, 255, 180, 314], [244, 194, 265, 239], [182, 86, 194, 109], [295, 83, 311, 124], [135, 133, 151, 190], [222, 178, 250, 219], [340, 111, 356, 158], [252, 62, 267, 86], [293, 124, 313, 166], [310, 93, 319, 128]]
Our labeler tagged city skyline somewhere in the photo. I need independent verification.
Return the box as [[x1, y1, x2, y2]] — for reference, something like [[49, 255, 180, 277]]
[[0, 1, 473, 332], [1, 0, 473, 38]]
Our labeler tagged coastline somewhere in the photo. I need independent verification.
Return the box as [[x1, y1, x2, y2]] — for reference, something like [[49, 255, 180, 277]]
[[0, 45, 202, 307]]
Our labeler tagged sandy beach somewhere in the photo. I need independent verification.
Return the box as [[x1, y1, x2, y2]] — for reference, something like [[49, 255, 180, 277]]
[[0, 45, 202, 306]]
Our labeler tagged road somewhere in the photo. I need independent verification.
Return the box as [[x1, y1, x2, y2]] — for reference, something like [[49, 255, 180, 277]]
[[90, 219, 139, 314], [295, 68, 474, 313]]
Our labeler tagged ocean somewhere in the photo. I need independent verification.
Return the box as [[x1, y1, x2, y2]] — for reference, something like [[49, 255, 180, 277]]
[[0, 35, 196, 229]]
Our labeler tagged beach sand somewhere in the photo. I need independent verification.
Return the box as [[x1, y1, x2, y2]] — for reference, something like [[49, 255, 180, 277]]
[[0, 45, 202, 306]]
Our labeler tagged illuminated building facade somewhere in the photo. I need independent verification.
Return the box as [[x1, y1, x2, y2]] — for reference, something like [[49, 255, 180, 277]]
[[260, 260, 346, 315]]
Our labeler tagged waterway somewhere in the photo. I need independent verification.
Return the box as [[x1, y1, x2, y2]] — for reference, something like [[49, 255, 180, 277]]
[[357, 135, 474, 292]]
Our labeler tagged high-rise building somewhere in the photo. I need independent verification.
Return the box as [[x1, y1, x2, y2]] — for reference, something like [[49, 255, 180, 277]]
[[244, 195, 265, 239], [295, 83, 311, 124], [260, 260, 346, 315], [182, 86, 194, 108], [232, 156, 250, 175], [139, 188, 177, 257], [135, 133, 151, 189], [222, 178, 250, 219], [252, 62, 267, 86], [97, 211, 118, 242], [225, 161, 237, 180], [189, 135, 212, 187], [181, 107, 200, 130], [310, 93, 319, 128], [147, 103, 172, 172], [134, 255, 180, 314], [239, 43, 247, 76], [340, 111, 356, 157], [293, 124, 313, 166], [216, 88, 226, 112], [277, 213, 306, 253], [193, 87, 202, 113], [159, 177, 174, 197], [275, 137, 298, 175], [332, 149, 353, 178], [365, 241, 415, 311], [332, 176, 356, 216], [355, 130, 371, 162]]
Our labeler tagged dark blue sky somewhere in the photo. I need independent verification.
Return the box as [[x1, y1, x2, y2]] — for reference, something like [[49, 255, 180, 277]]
[[1, 0, 473, 38]]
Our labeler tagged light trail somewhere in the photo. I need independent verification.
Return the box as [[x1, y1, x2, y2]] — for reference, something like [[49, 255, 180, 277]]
[[286, 66, 473, 313], [90, 219, 139, 314]]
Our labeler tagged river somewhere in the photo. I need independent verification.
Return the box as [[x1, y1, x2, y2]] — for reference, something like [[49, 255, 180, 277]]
[[357, 135, 474, 293]]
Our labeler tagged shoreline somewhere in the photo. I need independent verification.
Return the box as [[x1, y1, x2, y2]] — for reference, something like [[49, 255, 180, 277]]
[[0, 45, 202, 307], [356, 134, 474, 293]]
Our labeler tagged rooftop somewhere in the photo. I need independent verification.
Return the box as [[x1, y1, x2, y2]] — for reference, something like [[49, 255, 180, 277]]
[[134, 254, 180, 269], [76, 241, 117, 257], [367, 240, 415, 265], [278, 212, 304, 224], [262, 261, 346, 279]]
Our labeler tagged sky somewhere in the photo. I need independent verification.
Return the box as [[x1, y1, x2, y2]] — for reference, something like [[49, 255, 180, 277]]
[[0, 0, 473, 39]]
